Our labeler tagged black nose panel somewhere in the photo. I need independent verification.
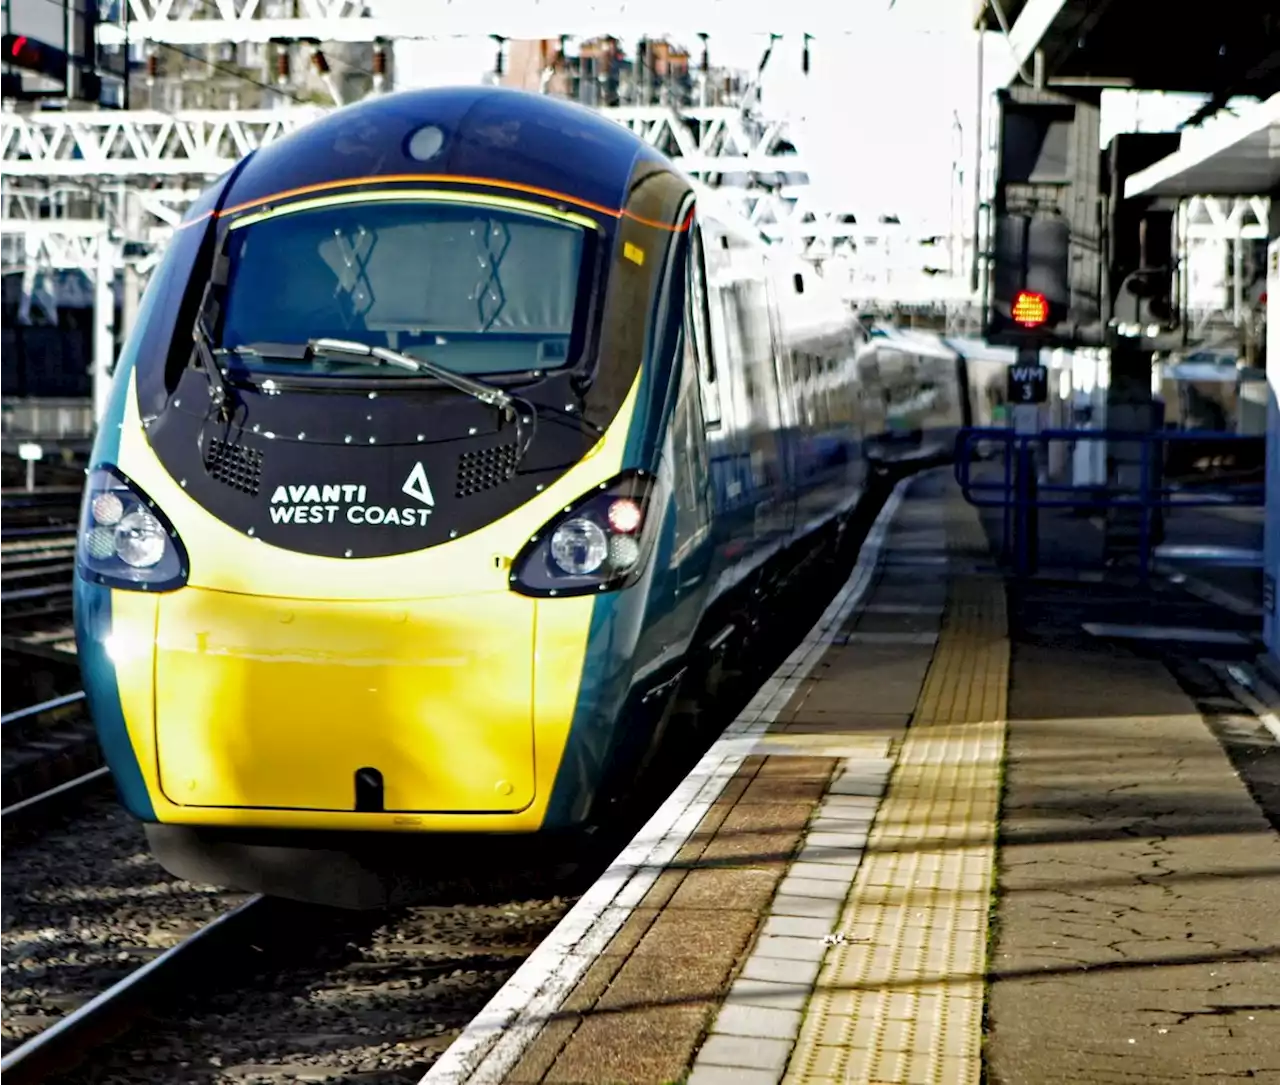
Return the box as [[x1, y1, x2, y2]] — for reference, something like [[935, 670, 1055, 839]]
[[354, 767, 384, 813]]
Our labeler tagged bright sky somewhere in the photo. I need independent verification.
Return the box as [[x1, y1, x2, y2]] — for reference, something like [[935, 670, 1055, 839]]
[[372, 0, 1231, 232]]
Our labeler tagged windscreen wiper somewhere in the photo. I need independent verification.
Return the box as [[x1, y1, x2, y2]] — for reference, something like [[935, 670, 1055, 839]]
[[192, 313, 238, 421], [310, 338, 514, 414], [309, 338, 536, 470]]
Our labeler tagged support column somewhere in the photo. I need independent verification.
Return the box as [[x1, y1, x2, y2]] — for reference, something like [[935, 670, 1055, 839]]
[[1104, 338, 1163, 563], [1264, 231, 1279, 664], [121, 190, 144, 344], [92, 236, 118, 426]]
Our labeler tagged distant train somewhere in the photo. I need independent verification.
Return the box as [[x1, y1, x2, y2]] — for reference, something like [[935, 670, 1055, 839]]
[[74, 86, 1000, 908], [856, 324, 1010, 468]]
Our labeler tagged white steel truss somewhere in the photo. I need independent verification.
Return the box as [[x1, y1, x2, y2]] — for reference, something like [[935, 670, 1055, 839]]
[[3, 184, 202, 231], [0, 104, 961, 306], [606, 108, 807, 180], [95, 0, 866, 46], [1182, 194, 1271, 241], [2, 220, 107, 274], [0, 105, 816, 181], [1179, 195, 1272, 336], [0, 108, 325, 179], [0, 104, 872, 262]]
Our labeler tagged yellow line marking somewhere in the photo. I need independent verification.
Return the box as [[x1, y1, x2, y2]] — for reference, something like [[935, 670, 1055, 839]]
[[785, 499, 1008, 1085], [752, 734, 893, 759]]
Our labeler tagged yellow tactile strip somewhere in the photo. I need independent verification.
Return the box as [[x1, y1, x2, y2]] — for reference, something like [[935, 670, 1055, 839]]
[[785, 510, 1009, 1085]]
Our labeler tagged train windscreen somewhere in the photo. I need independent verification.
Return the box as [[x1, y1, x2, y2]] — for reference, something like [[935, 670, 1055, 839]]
[[216, 196, 593, 378]]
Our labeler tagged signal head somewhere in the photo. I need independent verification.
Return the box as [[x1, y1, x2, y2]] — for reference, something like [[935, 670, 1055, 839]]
[[3, 32, 67, 82], [1012, 289, 1048, 329]]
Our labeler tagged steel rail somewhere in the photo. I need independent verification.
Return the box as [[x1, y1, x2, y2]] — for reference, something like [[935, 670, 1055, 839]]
[[0, 895, 269, 1084], [1, 689, 87, 727]]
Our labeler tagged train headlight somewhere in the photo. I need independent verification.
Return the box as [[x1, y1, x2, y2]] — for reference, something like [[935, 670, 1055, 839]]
[[76, 466, 189, 592], [114, 508, 168, 568], [550, 518, 609, 576], [510, 470, 658, 598]]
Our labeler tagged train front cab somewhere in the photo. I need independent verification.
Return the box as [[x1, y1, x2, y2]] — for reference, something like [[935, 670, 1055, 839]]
[[73, 144, 727, 907]]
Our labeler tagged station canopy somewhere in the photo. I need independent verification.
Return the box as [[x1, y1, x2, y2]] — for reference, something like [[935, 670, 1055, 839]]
[[974, 0, 1280, 106], [975, 0, 1280, 202], [1125, 93, 1280, 199]]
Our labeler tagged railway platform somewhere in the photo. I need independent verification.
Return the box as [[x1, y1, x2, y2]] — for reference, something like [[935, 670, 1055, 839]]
[[425, 468, 1280, 1085]]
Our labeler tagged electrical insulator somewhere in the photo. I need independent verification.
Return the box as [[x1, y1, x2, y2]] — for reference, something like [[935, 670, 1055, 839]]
[[146, 52, 158, 84], [802, 34, 811, 75], [275, 50, 290, 85], [372, 47, 386, 77], [311, 49, 330, 76]]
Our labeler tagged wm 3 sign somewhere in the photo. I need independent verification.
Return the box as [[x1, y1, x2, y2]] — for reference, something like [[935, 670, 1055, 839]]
[[1006, 363, 1048, 405]]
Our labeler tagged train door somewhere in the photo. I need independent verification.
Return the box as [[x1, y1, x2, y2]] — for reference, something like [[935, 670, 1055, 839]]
[[668, 216, 715, 599], [686, 221, 722, 434], [733, 260, 789, 551], [763, 273, 798, 542], [695, 219, 747, 523]]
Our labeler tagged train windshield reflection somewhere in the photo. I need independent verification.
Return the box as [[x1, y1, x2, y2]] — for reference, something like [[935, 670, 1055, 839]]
[[216, 196, 593, 378]]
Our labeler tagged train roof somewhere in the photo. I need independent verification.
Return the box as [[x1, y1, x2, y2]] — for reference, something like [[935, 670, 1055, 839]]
[[941, 336, 1018, 363], [213, 86, 673, 221], [693, 184, 771, 247], [866, 326, 957, 359]]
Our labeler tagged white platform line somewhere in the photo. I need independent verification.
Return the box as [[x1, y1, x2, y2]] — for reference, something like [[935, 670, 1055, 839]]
[[418, 479, 912, 1085], [1082, 622, 1254, 646], [1219, 664, 1280, 746], [1158, 564, 1264, 618]]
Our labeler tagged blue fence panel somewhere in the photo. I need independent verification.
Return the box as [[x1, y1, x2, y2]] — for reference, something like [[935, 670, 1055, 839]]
[[952, 427, 1265, 579]]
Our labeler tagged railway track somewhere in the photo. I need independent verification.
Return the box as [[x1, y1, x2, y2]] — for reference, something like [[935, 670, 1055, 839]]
[[2, 486, 79, 627], [1, 541, 76, 626], [0, 476, 898, 1084], [1, 691, 104, 816]]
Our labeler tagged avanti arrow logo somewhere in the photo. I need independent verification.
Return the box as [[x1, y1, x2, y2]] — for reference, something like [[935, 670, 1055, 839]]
[[402, 462, 435, 506]]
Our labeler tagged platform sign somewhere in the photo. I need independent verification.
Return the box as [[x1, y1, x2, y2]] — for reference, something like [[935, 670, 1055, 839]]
[[1006, 362, 1048, 405], [17, 443, 43, 493]]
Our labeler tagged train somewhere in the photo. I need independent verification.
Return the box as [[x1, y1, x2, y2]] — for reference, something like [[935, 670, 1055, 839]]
[[73, 86, 998, 908]]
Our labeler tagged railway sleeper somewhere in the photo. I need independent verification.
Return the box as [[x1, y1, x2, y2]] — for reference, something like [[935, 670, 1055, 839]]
[[2, 733, 104, 805]]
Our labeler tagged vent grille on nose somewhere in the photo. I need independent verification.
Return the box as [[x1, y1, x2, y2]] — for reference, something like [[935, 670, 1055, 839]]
[[455, 443, 518, 498], [206, 438, 264, 495]]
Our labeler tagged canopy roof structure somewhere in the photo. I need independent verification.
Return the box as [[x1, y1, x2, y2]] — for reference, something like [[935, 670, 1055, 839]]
[[1125, 93, 1280, 199], [974, 0, 1280, 118]]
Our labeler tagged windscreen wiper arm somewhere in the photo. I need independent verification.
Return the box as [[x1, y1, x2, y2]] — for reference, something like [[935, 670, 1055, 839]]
[[310, 338, 536, 472], [309, 338, 515, 416], [192, 314, 237, 420]]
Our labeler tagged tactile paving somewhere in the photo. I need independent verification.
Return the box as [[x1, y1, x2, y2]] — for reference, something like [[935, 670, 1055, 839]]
[[784, 508, 1008, 1085]]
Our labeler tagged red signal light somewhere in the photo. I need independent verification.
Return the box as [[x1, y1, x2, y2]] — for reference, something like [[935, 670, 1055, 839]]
[[3, 33, 66, 80], [1011, 289, 1048, 328]]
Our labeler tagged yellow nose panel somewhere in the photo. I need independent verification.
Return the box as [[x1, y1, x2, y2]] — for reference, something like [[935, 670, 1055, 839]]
[[154, 588, 536, 813]]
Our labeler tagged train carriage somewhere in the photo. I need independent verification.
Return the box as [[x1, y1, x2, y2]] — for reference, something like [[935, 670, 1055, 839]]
[[74, 87, 952, 907]]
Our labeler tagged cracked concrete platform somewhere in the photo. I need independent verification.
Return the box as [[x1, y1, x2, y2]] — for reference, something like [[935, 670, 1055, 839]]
[[986, 629, 1280, 1083]]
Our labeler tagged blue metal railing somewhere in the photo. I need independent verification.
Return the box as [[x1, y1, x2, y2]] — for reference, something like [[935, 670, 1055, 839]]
[[954, 427, 1265, 579]]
